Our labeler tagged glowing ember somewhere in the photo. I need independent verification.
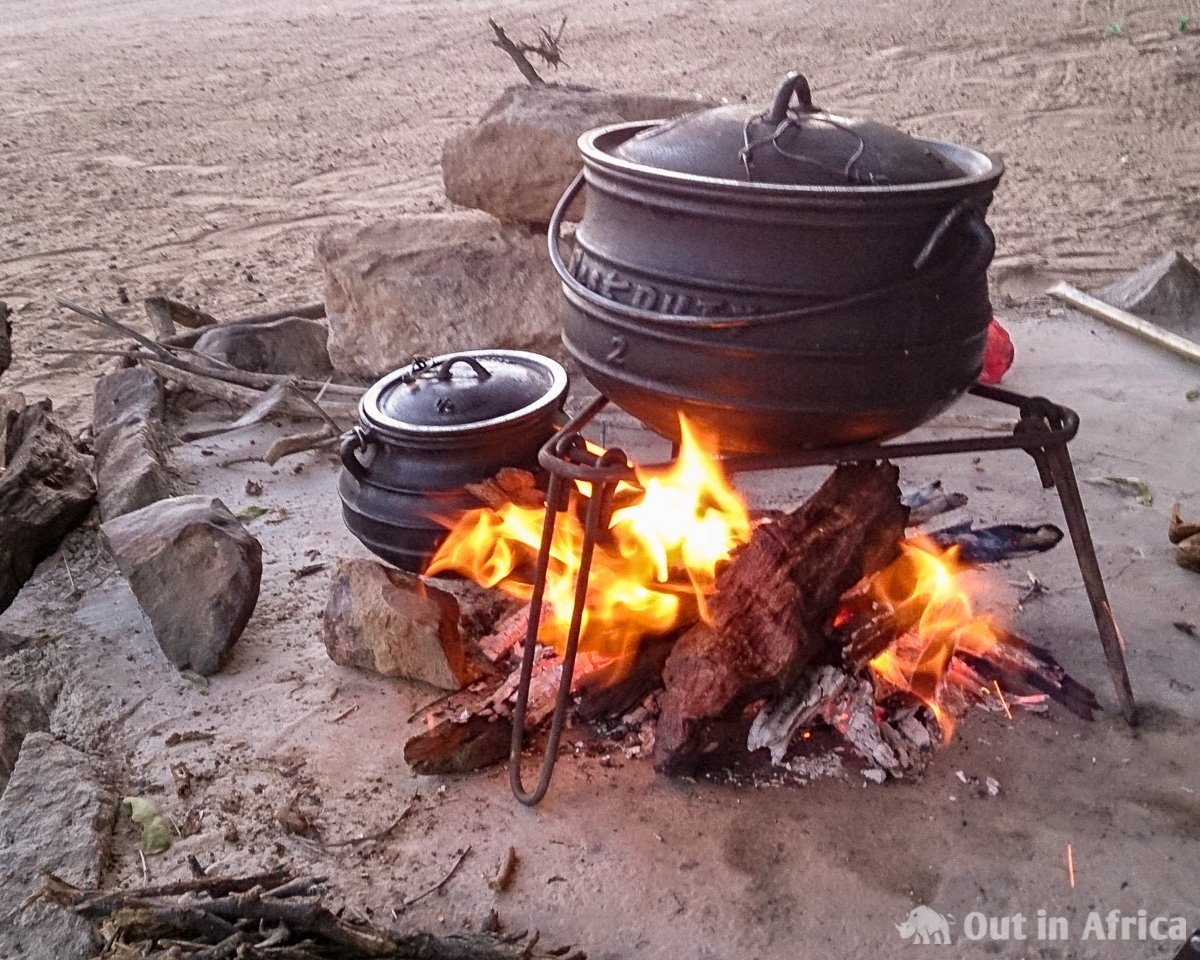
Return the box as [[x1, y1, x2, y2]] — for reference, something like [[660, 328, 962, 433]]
[[865, 537, 1003, 739], [425, 416, 751, 665]]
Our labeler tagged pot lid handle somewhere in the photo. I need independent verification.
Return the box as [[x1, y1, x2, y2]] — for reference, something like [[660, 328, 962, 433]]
[[433, 354, 492, 382], [766, 71, 819, 124]]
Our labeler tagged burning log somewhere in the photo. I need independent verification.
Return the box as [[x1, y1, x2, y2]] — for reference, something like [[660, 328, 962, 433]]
[[654, 462, 909, 773], [403, 602, 602, 775], [465, 467, 545, 511], [405, 713, 513, 776], [960, 630, 1100, 721]]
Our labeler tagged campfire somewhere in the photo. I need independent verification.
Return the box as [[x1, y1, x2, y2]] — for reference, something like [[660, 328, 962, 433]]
[[427, 417, 750, 668], [405, 420, 1097, 786]]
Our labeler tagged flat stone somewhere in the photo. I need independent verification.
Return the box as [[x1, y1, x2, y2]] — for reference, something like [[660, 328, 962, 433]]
[[193, 316, 333, 378], [316, 212, 563, 380], [94, 418, 172, 521], [0, 733, 116, 960], [441, 83, 710, 225], [92, 367, 172, 521], [1097, 250, 1200, 335], [323, 558, 484, 690], [101, 495, 262, 675]]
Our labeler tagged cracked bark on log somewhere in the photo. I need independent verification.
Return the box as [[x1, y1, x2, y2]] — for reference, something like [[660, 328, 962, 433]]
[[654, 462, 909, 773]]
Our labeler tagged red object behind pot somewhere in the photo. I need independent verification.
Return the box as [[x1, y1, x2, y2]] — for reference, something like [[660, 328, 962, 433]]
[[979, 318, 1015, 385]]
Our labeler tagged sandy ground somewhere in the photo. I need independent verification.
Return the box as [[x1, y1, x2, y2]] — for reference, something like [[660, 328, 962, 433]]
[[2, 0, 1200, 957], [3, 312, 1199, 959], [2, 0, 1200, 424]]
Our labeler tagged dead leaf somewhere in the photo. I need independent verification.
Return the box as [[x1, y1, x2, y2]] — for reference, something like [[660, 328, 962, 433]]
[[1168, 503, 1200, 544], [170, 762, 193, 799], [275, 793, 314, 837], [488, 846, 518, 893], [1177, 535, 1200, 573]]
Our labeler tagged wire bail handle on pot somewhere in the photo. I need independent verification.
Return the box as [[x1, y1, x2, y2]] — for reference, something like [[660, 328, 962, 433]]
[[766, 70, 821, 123]]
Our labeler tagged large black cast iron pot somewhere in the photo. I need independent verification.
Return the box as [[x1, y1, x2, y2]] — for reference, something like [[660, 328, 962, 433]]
[[550, 71, 1005, 453], [338, 350, 568, 573]]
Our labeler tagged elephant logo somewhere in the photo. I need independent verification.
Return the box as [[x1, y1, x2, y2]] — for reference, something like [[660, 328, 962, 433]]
[[895, 905, 955, 944]]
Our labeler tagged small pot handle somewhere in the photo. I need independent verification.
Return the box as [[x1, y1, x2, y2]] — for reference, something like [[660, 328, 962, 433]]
[[912, 199, 996, 281], [766, 71, 818, 124], [434, 355, 492, 381], [339, 425, 373, 483]]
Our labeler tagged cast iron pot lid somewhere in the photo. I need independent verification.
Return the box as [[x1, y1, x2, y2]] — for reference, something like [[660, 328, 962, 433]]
[[360, 350, 568, 437], [613, 70, 962, 187]]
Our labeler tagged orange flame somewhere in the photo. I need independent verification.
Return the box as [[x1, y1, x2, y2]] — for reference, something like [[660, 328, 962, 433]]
[[426, 416, 751, 666], [866, 537, 1002, 740]]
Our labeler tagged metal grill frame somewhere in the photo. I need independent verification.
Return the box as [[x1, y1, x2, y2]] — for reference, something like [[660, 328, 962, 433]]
[[507, 384, 1137, 805]]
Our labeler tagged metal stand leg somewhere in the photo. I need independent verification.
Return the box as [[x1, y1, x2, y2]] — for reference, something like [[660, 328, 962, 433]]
[[1041, 444, 1138, 724], [509, 471, 613, 805]]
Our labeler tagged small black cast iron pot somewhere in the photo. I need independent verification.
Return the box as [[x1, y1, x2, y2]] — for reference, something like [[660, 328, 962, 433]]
[[338, 351, 568, 573], [550, 71, 1005, 453]]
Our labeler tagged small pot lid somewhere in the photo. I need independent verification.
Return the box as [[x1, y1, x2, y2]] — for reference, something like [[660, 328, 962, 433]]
[[613, 71, 961, 187], [361, 350, 568, 436]]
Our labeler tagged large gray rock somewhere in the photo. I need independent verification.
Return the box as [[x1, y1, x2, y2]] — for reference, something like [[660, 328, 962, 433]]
[[442, 83, 710, 225], [1097, 250, 1200, 335], [193, 316, 333, 378], [94, 418, 172, 522], [0, 733, 116, 960], [93, 367, 172, 521], [323, 558, 484, 690], [316, 212, 563, 380], [101, 495, 262, 675]]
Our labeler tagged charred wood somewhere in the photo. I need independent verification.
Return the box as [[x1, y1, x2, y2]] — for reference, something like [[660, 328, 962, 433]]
[[0, 402, 95, 613], [575, 633, 677, 722], [404, 715, 513, 776], [655, 462, 908, 773]]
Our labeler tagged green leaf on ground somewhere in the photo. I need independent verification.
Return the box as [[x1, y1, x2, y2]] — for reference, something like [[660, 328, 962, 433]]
[[1087, 475, 1153, 506], [180, 669, 209, 691], [123, 797, 173, 854], [236, 505, 268, 520]]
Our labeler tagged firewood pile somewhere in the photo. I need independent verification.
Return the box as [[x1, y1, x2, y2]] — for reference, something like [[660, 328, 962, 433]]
[[32, 870, 584, 960]]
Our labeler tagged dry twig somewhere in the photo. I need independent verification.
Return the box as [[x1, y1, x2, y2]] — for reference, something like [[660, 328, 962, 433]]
[[402, 847, 473, 909], [487, 17, 567, 85], [32, 868, 583, 959]]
